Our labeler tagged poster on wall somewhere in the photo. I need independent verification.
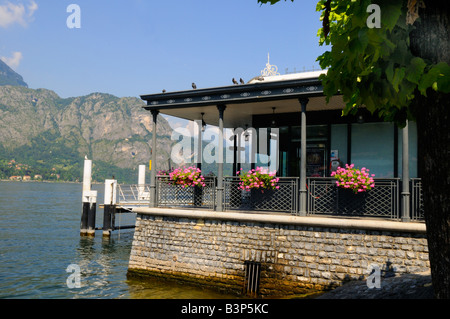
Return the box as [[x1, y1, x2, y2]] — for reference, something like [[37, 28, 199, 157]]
[[306, 148, 326, 177]]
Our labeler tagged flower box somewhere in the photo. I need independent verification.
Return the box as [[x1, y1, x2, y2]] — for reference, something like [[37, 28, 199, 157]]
[[331, 164, 375, 194], [237, 167, 280, 191]]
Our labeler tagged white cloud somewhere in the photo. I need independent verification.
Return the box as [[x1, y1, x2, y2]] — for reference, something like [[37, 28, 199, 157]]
[[1, 51, 23, 69], [0, 0, 38, 28]]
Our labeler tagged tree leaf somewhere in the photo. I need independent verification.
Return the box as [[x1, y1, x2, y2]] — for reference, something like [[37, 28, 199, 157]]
[[419, 66, 441, 96], [381, 3, 403, 31], [405, 57, 426, 85], [435, 62, 450, 93], [386, 62, 394, 83], [392, 67, 405, 92]]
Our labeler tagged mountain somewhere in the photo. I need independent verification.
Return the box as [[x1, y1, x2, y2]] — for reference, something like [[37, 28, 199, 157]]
[[0, 85, 174, 183], [0, 59, 28, 87]]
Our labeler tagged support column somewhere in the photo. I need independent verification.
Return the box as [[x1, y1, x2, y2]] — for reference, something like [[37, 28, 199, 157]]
[[216, 104, 226, 211], [149, 109, 159, 208], [230, 133, 241, 208], [401, 120, 411, 222], [194, 119, 203, 207], [232, 133, 237, 176], [87, 191, 97, 236], [103, 179, 117, 237], [81, 159, 96, 236], [299, 98, 309, 216]]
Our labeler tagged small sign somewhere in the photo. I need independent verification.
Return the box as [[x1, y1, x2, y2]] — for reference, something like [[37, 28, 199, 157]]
[[331, 150, 338, 160]]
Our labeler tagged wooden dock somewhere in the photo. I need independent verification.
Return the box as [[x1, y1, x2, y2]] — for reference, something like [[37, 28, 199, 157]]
[[80, 160, 150, 237]]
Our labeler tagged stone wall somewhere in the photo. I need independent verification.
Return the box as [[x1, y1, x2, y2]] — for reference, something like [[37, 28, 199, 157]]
[[127, 209, 429, 297]]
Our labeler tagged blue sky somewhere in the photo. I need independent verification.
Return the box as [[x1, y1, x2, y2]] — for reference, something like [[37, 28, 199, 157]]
[[1, 0, 328, 128], [1, 0, 327, 96]]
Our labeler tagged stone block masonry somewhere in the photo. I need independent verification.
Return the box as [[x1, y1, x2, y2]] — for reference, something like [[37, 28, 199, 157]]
[[127, 208, 429, 297]]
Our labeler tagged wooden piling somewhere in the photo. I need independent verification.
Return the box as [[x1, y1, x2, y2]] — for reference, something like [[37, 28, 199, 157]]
[[80, 202, 89, 235], [103, 179, 117, 237], [87, 193, 97, 236]]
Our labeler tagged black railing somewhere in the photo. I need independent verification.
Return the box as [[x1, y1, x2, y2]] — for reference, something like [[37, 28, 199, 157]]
[[223, 176, 299, 214], [411, 178, 424, 221], [139, 176, 425, 221], [156, 175, 216, 210], [307, 178, 400, 219]]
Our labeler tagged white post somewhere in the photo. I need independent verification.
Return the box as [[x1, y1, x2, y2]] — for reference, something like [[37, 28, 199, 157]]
[[104, 179, 117, 206], [138, 165, 149, 201], [138, 165, 146, 186], [82, 159, 92, 202], [81, 159, 96, 236]]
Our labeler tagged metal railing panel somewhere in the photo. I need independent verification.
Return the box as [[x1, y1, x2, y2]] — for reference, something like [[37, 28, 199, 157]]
[[115, 176, 424, 221], [411, 178, 424, 221], [156, 175, 216, 210], [364, 179, 400, 219], [117, 184, 151, 207], [306, 178, 403, 219], [307, 177, 336, 215], [223, 176, 299, 214]]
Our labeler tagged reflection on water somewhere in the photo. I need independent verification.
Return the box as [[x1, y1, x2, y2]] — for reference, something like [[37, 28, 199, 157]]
[[1, 182, 318, 300], [73, 232, 241, 299], [127, 276, 241, 299], [0, 182, 244, 299]]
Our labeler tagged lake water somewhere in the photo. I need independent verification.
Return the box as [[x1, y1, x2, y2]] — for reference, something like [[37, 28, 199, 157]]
[[0, 181, 239, 299]]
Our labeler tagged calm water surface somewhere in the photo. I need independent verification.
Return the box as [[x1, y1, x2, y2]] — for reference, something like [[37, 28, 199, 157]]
[[0, 181, 238, 299]]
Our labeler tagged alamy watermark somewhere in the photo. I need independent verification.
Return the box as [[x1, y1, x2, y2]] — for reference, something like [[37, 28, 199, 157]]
[[170, 122, 279, 172], [66, 4, 81, 29], [366, 264, 381, 289], [367, 4, 381, 29], [66, 264, 81, 288]]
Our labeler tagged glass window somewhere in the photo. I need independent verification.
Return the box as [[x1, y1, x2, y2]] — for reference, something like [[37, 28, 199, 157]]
[[330, 124, 348, 166], [307, 125, 328, 140], [351, 122, 395, 178]]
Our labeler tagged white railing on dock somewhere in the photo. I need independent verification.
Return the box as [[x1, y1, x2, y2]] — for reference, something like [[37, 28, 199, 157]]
[[117, 184, 151, 207]]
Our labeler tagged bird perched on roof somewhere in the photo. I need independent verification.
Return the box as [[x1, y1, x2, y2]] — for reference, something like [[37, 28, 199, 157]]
[[232, 78, 238, 85], [257, 76, 264, 81], [192, 82, 197, 89], [240, 78, 245, 84], [162, 89, 166, 93]]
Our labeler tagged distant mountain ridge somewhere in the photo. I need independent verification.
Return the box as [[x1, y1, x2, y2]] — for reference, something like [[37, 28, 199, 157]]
[[0, 59, 28, 87], [0, 64, 174, 183]]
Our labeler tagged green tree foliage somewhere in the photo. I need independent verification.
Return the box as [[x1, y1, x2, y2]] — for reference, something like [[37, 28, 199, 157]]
[[315, 0, 449, 125], [260, 0, 449, 125]]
